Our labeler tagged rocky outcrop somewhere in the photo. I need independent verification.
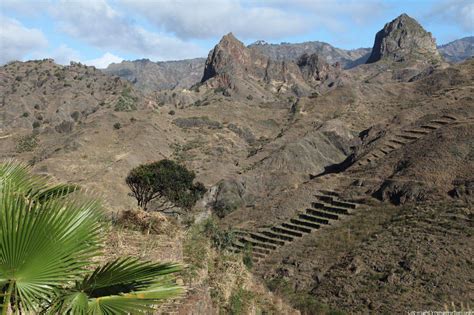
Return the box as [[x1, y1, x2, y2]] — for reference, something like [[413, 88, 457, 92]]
[[212, 179, 251, 218], [366, 14, 442, 64], [201, 33, 267, 89], [297, 53, 340, 83], [201, 33, 341, 95]]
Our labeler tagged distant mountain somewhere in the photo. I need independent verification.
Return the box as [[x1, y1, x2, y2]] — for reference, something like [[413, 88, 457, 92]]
[[366, 13, 442, 64], [438, 37, 474, 63], [200, 33, 342, 97], [103, 32, 471, 94], [103, 42, 368, 94], [104, 58, 205, 93], [248, 40, 371, 69]]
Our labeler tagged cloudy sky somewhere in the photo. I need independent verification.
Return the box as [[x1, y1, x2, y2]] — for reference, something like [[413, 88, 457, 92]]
[[1, 0, 472, 68]]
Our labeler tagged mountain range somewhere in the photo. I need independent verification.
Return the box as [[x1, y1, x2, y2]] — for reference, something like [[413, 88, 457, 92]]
[[104, 35, 473, 93], [1, 13, 473, 314]]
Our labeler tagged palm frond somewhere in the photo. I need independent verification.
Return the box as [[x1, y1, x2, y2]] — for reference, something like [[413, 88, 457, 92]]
[[0, 160, 79, 202], [0, 177, 104, 312], [53, 257, 184, 314]]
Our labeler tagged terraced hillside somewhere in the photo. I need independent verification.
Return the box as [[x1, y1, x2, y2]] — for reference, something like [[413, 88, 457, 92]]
[[354, 114, 459, 167], [230, 189, 365, 263], [229, 113, 468, 258]]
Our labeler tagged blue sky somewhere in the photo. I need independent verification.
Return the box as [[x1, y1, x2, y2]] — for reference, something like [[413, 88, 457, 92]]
[[1, 0, 472, 68]]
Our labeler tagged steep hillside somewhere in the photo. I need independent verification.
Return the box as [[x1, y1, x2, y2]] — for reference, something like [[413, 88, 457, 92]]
[[0, 59, 141, 132], [438, 36, 474, 63], [104, 58, 205, 93]]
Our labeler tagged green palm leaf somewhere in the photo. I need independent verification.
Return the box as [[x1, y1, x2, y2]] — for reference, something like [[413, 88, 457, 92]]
[[0, 161, 183, 314], [0, 168, 104, 313], [0, 160, 79, 202], [52, 257, 184, 314]]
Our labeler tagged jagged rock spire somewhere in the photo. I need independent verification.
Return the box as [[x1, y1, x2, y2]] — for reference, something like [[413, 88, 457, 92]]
[[366, 13, 442, 64]]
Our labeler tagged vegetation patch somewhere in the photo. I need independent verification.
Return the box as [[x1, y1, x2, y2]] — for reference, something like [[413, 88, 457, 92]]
[[114, 86, 138, 111], [266, 277, 343, 315], [171, 138, 205, 162], [125, 159, 206, 211], [16, 134, 38, 153], [227, 123, 256, 144], [173, 116, 222, 129]]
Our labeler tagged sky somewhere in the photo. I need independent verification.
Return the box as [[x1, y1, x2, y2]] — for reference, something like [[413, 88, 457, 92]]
[[0, 0, 473, 68]]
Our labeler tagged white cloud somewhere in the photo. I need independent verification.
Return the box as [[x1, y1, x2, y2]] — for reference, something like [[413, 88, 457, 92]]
[[83, 52, 123, 68], [120, 0, 312, 40], [50, 0, 206, 60], [0, 0, 52, 16], [0, 15, 48, 64], [428, 0, 474, 32], [52, 44, 81, 65]]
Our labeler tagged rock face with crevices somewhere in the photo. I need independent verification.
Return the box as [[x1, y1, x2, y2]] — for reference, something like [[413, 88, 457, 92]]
[[201, 32, 310, 93], [366, 13, 442, 64], [201, 33, 341, 96]]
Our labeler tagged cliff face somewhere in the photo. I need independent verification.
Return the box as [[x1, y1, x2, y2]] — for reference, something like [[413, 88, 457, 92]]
[[201, 33, 340, 95], [201, 33, 268, 88], [297, 53, 341, 84], [366, 13, 442, 64]]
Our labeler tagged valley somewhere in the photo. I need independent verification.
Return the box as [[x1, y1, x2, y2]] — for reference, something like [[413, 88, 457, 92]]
[[0, 12, 473, 315]]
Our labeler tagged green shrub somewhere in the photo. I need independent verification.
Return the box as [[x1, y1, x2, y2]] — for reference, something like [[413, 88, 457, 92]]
[[113, 122, 122, 129], [203, 219, 235, 251], [16, 134, 38, 153], [125, 159, 206, 211], [70, 111, 80, 122], [168, 110, 176, 115], [114, 87, 137, 112], [32, 121, 41, 129], [229, 288, 254, 315], [22, 112, 29, 118], [242, 245, 254, 269]]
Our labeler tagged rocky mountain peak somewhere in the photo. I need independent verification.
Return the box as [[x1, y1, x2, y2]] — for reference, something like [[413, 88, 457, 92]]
[[201, 32, 255, 86], [252, 40, 268, 46], [366, 13, 442, 64]]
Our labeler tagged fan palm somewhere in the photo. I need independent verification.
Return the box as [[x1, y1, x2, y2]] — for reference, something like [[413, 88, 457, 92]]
[[0, 161, 183, 314]]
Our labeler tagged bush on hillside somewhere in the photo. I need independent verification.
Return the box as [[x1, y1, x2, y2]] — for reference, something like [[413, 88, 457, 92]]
[[126, 159, 206, 211]]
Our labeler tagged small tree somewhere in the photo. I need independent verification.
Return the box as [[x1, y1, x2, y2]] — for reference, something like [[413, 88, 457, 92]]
[[126, 159, 206, 211]]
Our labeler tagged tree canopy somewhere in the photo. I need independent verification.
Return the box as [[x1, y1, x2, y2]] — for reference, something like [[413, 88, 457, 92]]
[[126, 159, 206, 211]]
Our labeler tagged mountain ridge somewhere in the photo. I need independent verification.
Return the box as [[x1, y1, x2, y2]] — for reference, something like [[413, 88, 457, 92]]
[[104, 34, 472, 93]]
